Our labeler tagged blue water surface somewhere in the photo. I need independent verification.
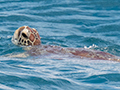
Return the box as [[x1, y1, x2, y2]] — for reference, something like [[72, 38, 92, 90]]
[[0, 0, 120, 90]]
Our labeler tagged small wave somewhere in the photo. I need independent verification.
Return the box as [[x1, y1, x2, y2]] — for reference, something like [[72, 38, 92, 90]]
[[84, 44, 98, 49]]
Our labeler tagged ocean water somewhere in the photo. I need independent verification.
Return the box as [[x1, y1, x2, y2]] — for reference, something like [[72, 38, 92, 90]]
[[0, 0, 120, 90]]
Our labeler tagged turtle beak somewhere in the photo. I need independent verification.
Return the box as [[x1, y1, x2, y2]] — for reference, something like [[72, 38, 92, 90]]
[[12, 29, 20, 45], [12, 26, 26, 45]]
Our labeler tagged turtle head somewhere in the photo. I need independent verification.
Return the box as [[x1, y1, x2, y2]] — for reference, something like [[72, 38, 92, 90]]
[[12, 26, 41, 46]]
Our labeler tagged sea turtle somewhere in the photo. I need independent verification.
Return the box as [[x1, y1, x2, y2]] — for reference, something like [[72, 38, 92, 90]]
[[11, 26, 120, 62]]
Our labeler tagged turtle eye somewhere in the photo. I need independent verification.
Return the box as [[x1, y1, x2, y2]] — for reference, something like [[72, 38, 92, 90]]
[[22, 33, 28, 39]]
